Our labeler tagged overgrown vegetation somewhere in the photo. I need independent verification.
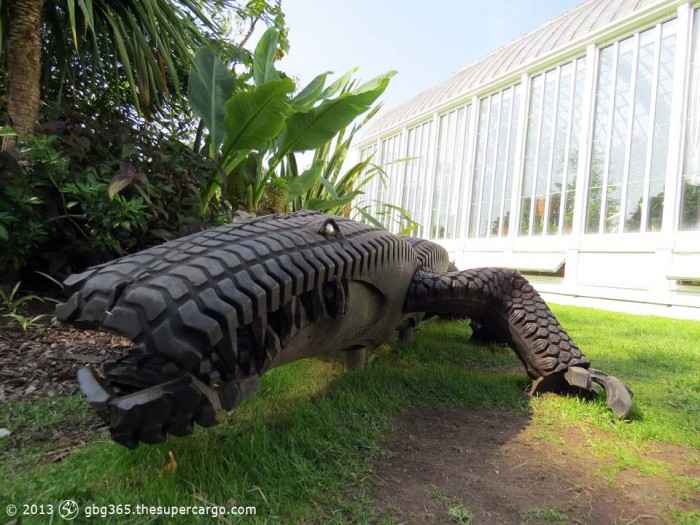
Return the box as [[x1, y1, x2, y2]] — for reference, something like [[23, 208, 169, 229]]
[[2, 306, 698, 524], [0, 117, 227, 280], [1, 9, 407, 284]]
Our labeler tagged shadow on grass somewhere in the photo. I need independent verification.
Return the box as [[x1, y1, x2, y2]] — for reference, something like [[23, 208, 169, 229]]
[[2, 306, 699, 524], [1, 354, 531, 524]]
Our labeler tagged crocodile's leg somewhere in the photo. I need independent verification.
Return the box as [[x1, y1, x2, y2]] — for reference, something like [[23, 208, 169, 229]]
[[345, 348, 366, 370], [405, 267, 633, 418]]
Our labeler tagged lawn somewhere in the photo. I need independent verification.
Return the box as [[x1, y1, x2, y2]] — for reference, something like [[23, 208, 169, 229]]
[[1, 305, 699, 524]]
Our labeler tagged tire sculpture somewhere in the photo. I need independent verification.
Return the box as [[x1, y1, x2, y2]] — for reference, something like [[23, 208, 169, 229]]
[[56, 210, 633, 448]]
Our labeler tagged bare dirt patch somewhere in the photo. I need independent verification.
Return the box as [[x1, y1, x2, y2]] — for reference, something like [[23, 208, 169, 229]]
[[369, 406, 700, 525]]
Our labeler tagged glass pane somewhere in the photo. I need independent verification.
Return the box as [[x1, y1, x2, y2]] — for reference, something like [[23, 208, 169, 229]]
[[403, 122, 432, 237], [469, 102, 489, 237], [503, 86, 521, 235], [605, 183, 622, 233], [534, 70, 557, 234], [439, 112, 456, 238], [431, 115, 449, 239], [490, 88, 512, 236], [445, 110, 464, 239], [455, 105, 471, 238], [587, 46, 615, 233], [646, 177, 665, 232], [627, 32, 654, 187], [680, 179, 700, 230], [681, 11, 700, 230], [548, 64, 572, 235], [564, 58, 586, 233], [401, 129, 416, 213], [624, 181, 644, 232], [479, 94, 500, 237], [520, 75, 543, 235], [386, 135, 403, 232], [447, 107, 466, 239], [359, 145, 377, 219], [605, 38, 634, 234]]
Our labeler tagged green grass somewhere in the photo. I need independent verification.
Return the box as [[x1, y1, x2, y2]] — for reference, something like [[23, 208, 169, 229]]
[[1, 305, 699, 524], [0, 395, 94, 465], [428, 485, 474, 525], [523, 508, 570, 524]]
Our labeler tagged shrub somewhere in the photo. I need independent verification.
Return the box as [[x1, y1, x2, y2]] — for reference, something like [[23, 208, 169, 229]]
[[0, 111, 230, 283]]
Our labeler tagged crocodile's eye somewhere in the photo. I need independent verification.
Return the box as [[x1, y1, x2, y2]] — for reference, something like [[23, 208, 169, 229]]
[[319, 218, 340, 236]]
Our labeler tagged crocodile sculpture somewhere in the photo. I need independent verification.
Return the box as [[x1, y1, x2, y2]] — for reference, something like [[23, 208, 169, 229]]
[[56, 210, 633, 448]]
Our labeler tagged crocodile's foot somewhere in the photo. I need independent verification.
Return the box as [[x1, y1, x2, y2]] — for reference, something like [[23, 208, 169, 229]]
[[529, 366, 634, 419]]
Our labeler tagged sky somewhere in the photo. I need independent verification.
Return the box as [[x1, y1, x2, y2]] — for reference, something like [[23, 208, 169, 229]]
[[274, 0, 583, 117]]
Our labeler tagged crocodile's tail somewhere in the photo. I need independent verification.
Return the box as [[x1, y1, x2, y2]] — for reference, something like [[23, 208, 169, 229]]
[[406, 266, 633, 418]]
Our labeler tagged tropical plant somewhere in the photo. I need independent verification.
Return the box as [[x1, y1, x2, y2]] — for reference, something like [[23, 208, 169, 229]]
[[187, 28, 398, 219], [0, 0, 286, 144], [0, 281, 44, 315], [0, 279, 52, 332], [3, 312, 49, 332], [289, 104, 384, 215]]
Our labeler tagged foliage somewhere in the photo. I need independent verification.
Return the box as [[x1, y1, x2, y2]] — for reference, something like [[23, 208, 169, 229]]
[[0, 0, 283, 118], [0, 281, 51, 332], [0, 4, 406, 284], [0, 281, 44, 315], [188, 46, 237, 158], [188, 28, 399, 222], [2, 312, 49, 332], [0, 111, 228, 281], [289, 105, 394, 220]]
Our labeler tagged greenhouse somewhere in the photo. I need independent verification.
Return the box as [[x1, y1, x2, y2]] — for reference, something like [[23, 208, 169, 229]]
[[356, 0, 700, 319]]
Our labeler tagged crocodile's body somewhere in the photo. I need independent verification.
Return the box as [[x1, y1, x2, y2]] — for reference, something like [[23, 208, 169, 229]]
[[57, 211, 632, 448]]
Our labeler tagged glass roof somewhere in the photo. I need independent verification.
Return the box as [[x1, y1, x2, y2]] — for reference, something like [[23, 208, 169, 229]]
[[363, 0, 667, 139]]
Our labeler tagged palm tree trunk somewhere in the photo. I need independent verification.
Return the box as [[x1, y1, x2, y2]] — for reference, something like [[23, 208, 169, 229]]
[[3, 0, 45, 149]]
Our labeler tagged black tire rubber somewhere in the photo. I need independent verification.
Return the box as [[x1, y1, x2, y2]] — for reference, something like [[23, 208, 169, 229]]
[[405, 266, 589, 379], [401, 236, 451, 273], [58, 211, 418, 447]]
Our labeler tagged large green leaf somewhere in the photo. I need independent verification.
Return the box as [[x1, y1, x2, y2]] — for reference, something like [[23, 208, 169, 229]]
[[188, 47, 236, 157], [320, 67, 358, 99], [222, 78, 295, 171], [288, 160, 324, 202], [253, 27, 280, 86], [291, 72, 330, 111], [306, 193, 359, 212], [278, 71, 396, 157]]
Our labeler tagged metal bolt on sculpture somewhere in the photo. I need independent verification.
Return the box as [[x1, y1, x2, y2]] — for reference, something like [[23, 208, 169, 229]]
[[56, 211, 633, 448]]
